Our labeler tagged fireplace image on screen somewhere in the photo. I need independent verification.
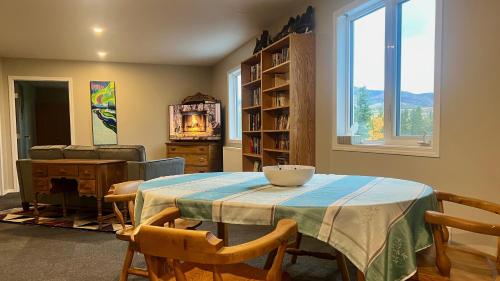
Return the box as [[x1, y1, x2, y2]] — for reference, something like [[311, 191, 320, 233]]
[[169, 102, 221, 140], [183, 112, 207, 132]]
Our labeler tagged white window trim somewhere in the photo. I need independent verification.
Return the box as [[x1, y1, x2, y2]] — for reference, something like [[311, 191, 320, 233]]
[[332, 0, 442, 158], [227, 66, 242, 144]]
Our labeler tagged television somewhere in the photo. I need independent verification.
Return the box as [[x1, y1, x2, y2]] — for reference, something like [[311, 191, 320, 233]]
[[169, 102, 222, 141]]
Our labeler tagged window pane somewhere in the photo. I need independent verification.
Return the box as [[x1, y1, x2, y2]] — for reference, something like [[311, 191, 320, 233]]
[[351, 7, 385, 142], [398, 0, 435, 137], [236, 73, 242, 139], [228, 69, 242, 141]]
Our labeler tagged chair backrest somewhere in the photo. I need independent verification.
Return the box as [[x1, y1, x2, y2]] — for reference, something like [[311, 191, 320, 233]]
[[104, 180, 144, 228], [135, 207, 297, 281], [425, 191, 500, 276]]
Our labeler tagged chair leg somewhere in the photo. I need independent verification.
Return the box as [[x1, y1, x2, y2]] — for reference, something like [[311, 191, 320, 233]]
[[291, 232, 303, 264], [120, 244, 135, 281], [335, 250, 350, 281], [432, 225, 451, 277]]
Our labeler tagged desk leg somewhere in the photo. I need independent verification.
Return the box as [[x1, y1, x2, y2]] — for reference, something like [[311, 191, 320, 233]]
[[62, 192, 67, 217], [357, 270, 366, 281], [97, 198, 103, 230], [33, 192, 39, 222], [217, 222, 228, 246]]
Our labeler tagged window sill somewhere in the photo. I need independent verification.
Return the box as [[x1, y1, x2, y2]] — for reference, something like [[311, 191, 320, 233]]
[[332, 142, 439, 158], [226, 140, 242, 148]]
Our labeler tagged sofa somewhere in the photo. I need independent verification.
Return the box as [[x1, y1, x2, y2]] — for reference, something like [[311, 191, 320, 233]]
[[16, 145, 185, 210]]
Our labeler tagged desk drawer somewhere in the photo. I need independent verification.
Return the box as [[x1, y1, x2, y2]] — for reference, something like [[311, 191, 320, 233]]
[[185, 154, 208, 166], [79, 165, 96, 179], [168, 145, 208, 154], [78, 180, 96, 194], [32, 164, 48, 177], [184, 165, 209, 174], [33, 177, 50, 192], [48, 165, 78, 177]]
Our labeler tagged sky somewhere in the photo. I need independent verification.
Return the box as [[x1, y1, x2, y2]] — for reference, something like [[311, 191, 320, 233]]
[[352, 0, 436, 94]]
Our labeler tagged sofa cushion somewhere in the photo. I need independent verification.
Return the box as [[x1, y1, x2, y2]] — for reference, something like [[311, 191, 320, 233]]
[[29, 145, 67, 159], [63, 145, 99, 159], [98, 145, 146, 162]]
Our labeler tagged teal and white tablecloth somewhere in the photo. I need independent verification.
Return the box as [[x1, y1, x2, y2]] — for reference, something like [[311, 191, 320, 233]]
[[135, 172, 437, 281]]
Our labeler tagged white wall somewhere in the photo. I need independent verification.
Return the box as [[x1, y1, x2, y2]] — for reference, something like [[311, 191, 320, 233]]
[[212, 0, 500, 255]]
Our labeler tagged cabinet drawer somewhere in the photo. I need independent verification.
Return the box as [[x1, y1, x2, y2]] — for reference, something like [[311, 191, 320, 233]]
[[168, 145, 208, 154], [32, 164, 48, 177], [185, 154, 208, 166], [78, 165, 96, 179], [184, 165, 209, 174], [48, 165, 78, 177], [33, 177, 50, 192], [78, 180, 96, 194]]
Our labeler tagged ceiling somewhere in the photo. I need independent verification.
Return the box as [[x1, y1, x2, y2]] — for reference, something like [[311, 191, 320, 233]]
[[0, 0, 307, 66]]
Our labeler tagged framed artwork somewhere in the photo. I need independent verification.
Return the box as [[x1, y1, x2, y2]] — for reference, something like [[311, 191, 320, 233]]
[[90, 81, 117, 145]]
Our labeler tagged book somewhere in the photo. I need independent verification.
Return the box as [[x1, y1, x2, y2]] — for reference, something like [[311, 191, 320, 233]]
[[250, 63, 261, 81], [271, 47, 290, 67]]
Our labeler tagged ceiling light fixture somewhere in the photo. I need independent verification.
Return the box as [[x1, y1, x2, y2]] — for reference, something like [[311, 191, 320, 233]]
[[93, 26, 104, 34], [97, 51, 107, 58]]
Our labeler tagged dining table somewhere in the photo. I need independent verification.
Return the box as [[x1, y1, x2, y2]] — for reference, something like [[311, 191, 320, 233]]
[[134, 172, 437, 281]]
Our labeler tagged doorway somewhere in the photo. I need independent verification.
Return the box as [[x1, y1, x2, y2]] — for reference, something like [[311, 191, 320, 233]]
[[7, 77, 74, 192]]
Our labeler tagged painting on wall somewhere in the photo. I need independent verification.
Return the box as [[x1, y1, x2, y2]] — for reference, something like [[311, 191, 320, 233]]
[[90, 81, 117, 145]]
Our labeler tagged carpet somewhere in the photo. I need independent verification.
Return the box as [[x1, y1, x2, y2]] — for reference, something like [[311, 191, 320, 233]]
[[0, 204, 129, 232]]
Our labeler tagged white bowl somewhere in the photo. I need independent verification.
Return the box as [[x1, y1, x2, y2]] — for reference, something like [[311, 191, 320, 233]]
[[263, 165, 315, 187]]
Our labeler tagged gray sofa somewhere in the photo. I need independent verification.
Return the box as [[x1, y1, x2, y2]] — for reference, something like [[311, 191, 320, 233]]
[[16, 145, 185, 210]]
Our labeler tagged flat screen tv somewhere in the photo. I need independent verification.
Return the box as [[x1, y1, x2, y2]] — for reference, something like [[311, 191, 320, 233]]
[[169, 103, 222, 141]]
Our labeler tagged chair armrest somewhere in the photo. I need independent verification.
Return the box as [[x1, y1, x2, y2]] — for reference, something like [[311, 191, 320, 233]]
[[425, 210, 500, 236], [132, 157, 185, 180], [216, 219, 298, 264], [141, 207, 181, 227], [104, 193, 136, 203], [435, 191, 500, 215]]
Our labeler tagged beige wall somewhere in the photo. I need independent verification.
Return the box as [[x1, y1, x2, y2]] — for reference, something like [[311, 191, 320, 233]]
[[0, 58, 212, 193], [212, 0, 500, 255]]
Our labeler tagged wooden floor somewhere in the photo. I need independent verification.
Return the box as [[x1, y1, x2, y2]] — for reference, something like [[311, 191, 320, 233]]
[[413, 242, 499, 281]]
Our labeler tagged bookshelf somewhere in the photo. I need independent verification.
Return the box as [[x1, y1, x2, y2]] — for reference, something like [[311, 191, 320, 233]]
[[241, 33, 315, 171]]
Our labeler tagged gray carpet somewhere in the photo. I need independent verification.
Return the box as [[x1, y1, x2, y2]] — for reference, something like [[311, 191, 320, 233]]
[[0, 193, 355, 281]]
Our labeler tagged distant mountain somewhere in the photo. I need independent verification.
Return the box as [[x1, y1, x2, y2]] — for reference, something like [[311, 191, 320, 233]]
[[355, 88, 433, 109]]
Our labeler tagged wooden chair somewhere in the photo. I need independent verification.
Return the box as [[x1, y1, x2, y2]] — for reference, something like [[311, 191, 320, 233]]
[[416, 191, 500, 280], [134, 207, 298, 281], [104, 181, 202, 281]]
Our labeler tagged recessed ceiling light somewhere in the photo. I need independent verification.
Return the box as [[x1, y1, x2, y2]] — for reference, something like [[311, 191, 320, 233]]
[[93, 26, 104, 34], [97, 51, 107, 58]]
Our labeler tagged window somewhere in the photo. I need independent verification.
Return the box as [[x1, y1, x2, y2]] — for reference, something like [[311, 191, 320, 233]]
[[228, 67, 242, 142], [335, 0, 441, 156]]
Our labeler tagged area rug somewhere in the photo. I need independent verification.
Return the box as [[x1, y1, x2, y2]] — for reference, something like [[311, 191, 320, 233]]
[[0, 205, 129, 232]]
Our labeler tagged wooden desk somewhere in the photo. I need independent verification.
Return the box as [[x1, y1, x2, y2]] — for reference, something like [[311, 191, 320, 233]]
[[31, 159, 127, 229]]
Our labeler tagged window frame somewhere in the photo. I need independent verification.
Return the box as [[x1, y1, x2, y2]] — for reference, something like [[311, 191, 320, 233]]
[[333, 0, 442, 157], [227, 67, 242, 143]]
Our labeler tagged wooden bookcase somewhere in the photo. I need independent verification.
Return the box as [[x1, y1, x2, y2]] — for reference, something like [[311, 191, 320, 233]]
[[241, 33, 315, 171]]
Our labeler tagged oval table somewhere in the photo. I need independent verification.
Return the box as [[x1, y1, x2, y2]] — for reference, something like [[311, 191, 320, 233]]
[[134, 172, 437, 281]]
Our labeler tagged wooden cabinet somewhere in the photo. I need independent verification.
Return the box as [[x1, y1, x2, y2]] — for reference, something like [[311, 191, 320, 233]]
[[166, 142, 222, 174]]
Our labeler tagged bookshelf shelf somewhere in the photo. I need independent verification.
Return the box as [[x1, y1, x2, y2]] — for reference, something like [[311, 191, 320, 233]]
[[242, 79, 261, 88], [263, 83, 289, 93], [241, 33, 315, 171], [243, 105, 261, 111], [263, 106, 289, 112], [263, 149, 290, 154], [263, 130, 289, 133], [243, 153, 262, 158], [262, 61, 290, 74]]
